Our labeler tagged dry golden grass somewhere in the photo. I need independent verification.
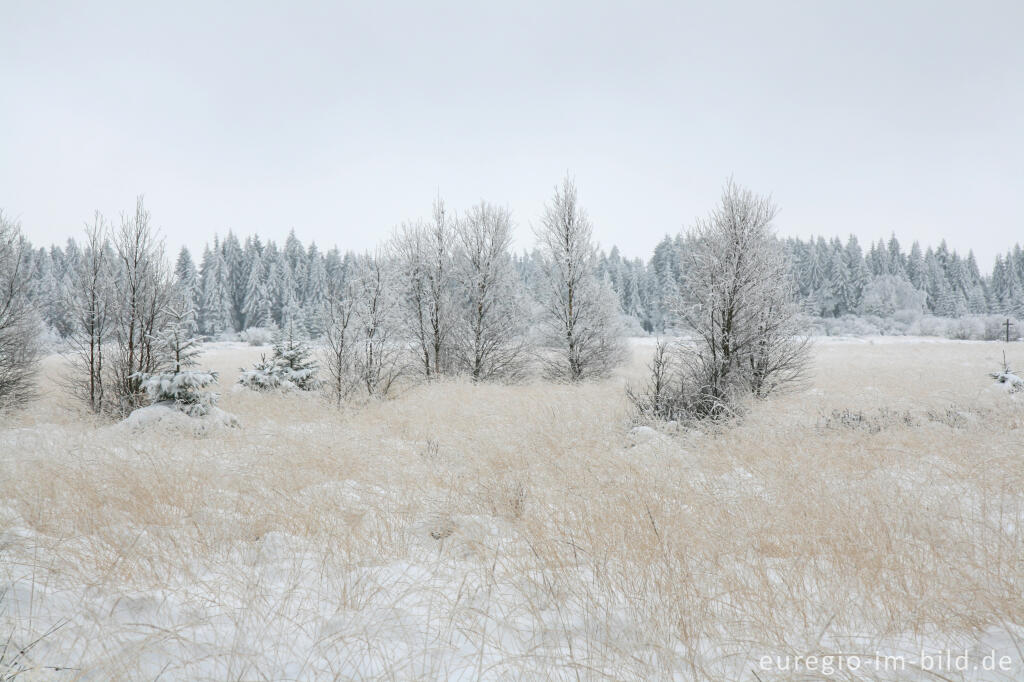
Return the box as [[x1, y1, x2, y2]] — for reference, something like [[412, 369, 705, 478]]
[[1, 339, 1022, 680]]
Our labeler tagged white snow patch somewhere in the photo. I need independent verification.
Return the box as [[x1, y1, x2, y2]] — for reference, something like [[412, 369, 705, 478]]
[[122, 404, 239, 433]]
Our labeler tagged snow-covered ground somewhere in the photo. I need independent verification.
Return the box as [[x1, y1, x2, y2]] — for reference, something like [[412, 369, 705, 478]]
[[630, 334, 994, 346], [2, 341, 1023, 680]]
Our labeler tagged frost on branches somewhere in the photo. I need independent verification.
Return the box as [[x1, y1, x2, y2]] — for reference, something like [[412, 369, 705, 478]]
[[135, 307, 220, 416], [238, 321, 321, 391]]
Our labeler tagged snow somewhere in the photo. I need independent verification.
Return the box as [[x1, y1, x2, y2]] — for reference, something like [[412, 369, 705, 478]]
[[628, 334, 990, 347], [3, 341, 1023, 680], [123, 404, 240, 432], [991, 371, 1024, 393], [0, 500, 642, 680], [627, 425, 660, 444], [5, 482, 1022, 680]]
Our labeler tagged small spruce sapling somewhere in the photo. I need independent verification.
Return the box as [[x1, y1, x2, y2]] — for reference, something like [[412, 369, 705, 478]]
[[238, 320, 321, 391], [135, 304, 219, 416], [990, 352, 1024, 393]]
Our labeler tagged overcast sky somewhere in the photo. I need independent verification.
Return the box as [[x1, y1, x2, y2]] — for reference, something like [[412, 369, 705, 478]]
[[2, 1, 1021, 269]]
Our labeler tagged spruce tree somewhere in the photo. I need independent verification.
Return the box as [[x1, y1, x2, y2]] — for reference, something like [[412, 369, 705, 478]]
[[222, 231, 246, 331], [200, 248, 233, 336], [242, 252, 272, 328], [906, 242, 926, 290], [174, 246, 200, 334], [238, 319, 321, 391], [135, 302, 219, 416]]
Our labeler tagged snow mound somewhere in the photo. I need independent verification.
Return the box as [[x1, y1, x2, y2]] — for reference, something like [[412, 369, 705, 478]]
[[627, 425, 661, 445], [991, 371, 1024, 393], [123, 404, 239, 434]]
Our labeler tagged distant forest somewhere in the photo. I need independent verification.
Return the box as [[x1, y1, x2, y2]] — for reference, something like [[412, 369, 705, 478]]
[[17, 226, 1024, 340]]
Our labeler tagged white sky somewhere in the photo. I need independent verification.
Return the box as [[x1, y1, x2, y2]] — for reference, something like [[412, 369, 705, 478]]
[[2, 1, 1021, 268]]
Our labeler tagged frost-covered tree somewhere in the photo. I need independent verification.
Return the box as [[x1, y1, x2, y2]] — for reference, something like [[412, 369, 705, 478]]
[[351, 252, 404, 397], [828, 242, 853, 316], [392, 221, 433, 376], [452, 202, 529, 381], [110, 197, 173, 416], [390, 198, 456, 378], [174, 246, 200, 334], [200, 245, 232, 337], [238, 319, 321, 391], [303, 243, 327, 337], [29, 246, 64, 336], [534, 175, 627, 381], [991, 254, 1020, 314], [843, 235, 870, 310], [673, 180, 809, 415], [222, 231, 246, 331], [136, 300, 219, 416], [886, 233, 905, 276], [66, 215, 115, 414], [242, 251, 275, 330], [0, 212, 41, 411], [906, 241, 926, 291], [321, 270, 360, 404]]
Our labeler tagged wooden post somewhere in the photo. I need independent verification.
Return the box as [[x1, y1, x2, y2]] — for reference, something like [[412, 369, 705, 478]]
[[1007, 318, 1014, 343]]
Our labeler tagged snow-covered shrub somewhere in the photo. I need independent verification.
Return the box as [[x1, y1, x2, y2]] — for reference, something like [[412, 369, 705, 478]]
[[948, 316, 984, 340], [134, 310, 220, 417], [137, 369, 219, 416], [983, 315, 1021, 341], [816, 314, 879, 337], [238, 322, 321, 391], [990, 354, 1024, 394], [239, 326, 276, 346], [618, 313, 649, 338], [627, 339, 690, 422], [913, 315, 948, 338]]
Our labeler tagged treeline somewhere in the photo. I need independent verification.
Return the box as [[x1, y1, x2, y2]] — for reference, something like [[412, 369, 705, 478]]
[[2, 178, 628, 415], [10, 196, 1024, 344], [4, 179, 1021, 418], [599, 234, 1023, 333], [20, 231, 1024, 343]]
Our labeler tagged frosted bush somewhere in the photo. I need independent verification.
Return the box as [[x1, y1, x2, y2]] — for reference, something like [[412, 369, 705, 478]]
[[983, 315, 1021, 341], [239, 326, 276, 346]]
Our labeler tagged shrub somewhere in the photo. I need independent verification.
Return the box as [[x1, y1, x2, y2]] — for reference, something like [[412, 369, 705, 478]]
[[239, 326, 276, 346]]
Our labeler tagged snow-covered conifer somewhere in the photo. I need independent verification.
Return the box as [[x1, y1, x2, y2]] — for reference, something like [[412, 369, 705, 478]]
[[200, 246, 233, 337], [135, 300, 219, 416], [242, 252, 273, 329], [237, 319, 321, 391]]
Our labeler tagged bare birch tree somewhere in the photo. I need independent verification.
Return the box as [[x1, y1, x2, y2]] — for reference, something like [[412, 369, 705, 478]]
[[353, 252, 404, 398], [0, 212, 41, 411], [110, 197, 173, 415], [534, 175, 627, 381], [66, 214, 116, 415], [390, 198, 455, 378], [392, 221, 432, 375], [673, 180, 810, 417], [321, 269, 359, 405], [452, 202, 528, 381]]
